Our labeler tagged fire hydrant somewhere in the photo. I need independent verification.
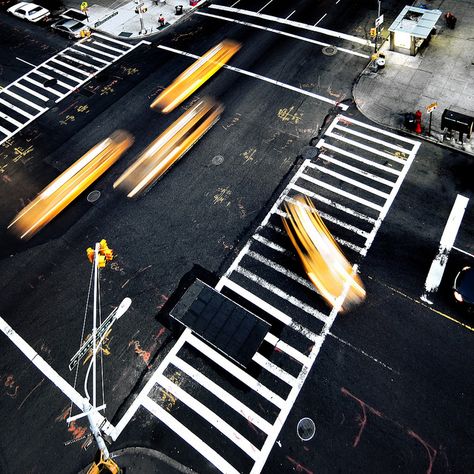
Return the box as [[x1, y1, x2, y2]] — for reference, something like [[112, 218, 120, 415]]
[[415, 110, 422, 134]]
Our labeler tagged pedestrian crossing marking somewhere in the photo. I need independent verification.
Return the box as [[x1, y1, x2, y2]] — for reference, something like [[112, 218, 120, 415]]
[[0, 34, 149, 145]]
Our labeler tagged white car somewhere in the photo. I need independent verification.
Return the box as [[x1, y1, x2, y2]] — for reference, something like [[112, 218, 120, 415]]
[[7, 2, 50, 22]]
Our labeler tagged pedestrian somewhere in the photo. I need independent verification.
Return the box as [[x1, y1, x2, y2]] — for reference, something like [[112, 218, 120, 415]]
[[158, 14, 165, 27]]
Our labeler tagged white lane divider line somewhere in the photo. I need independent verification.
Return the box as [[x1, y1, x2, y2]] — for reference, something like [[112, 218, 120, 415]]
[[235, 265, 328, 322], [219, 277, 322, 343], [171, 356, 273, 435], [258, 0, 273, 13], [142, 396, 240, 474], [196, 11, 370, 59], [156, 373, 261, 460], [157, 44, 348, 109], [421, 194, 470, 303], [209, 4, 371, 46], [314, 13, 327, 26]]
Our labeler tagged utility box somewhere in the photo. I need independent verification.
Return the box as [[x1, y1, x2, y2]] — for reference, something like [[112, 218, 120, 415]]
[[441, 109, 474, 139]]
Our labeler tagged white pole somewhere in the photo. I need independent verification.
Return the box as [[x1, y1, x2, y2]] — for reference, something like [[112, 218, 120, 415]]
[[92, 242, 99, 408]]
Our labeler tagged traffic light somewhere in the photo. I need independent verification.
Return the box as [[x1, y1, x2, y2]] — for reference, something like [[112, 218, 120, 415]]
[[86, 247, 95, 263], [99, 239, 113, 261], [370, 27, 377, 37]]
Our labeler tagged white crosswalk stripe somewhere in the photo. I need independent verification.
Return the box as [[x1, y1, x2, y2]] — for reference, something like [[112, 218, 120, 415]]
[[105, 115, 420, 473], [0, 34, 149, 145]]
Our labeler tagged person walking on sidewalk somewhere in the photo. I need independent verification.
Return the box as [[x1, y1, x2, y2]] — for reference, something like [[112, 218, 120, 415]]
[[158, 14, 165, 27]]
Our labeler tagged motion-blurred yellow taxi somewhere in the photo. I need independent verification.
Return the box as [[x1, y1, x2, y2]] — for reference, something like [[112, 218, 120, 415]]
[[114, 97, 223, 198], [283, 195, 366, 312], [8, 130, 133, 240], [151, 39, 240, 113]]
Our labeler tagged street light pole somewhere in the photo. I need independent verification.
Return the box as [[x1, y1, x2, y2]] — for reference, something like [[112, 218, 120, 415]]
[[375, 1, 381, 53]]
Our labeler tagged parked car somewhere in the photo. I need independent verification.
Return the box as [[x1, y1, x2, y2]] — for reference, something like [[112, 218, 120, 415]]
[[453, 266, 474, 308], [7, 2, 50, 22], [51, 18, 90, 38]]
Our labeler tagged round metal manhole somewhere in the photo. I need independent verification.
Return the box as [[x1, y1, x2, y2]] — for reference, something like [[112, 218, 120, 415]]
[[322, 46, 338, 56], [297, 417, 315, 441], [211, 155, 224, 166], [87, 190, 101, 203], [301, 145, 319, 160]]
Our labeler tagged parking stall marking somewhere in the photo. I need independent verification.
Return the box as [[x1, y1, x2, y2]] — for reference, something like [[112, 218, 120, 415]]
[[0, 35, 150, 146]]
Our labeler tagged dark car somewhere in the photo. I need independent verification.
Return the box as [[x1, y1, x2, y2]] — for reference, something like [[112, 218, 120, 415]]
[[453, 266, 474, 307], [51, 18, 90, 38]]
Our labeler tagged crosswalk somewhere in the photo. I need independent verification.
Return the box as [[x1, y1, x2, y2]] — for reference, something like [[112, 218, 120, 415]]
[[106, 115, 420, 473], [0, 33, 148, 146]]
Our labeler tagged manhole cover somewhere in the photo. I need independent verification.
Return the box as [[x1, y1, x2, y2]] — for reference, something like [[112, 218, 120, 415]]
[[87, 190, 101, 203], [297, 417, 315, 441], [211, 155, 224, 166], [322, 46, 338, 56], [301, 146, 319, 160]]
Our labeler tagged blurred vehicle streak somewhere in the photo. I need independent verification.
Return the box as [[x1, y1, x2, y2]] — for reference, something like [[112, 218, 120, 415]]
[[8, 131, 134, 240], [151, 40, 240, 113], [115, 98, 223, 198], [283, 195, 366, 312]]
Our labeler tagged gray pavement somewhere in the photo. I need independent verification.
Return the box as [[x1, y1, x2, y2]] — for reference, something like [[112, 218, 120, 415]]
[[354, 0, 474, 155], [63, 0, 204, 39]]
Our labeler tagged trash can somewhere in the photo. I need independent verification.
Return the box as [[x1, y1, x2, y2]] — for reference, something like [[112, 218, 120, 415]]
[[404, 112, 416, 131], [175, 5, 183, 14]]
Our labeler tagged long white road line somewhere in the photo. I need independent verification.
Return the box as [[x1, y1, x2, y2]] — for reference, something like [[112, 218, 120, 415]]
[[157, 44, 348, 109], [196, 11, 370, 59], [209, 4, 371, 46], [421, 194, 470, 301]]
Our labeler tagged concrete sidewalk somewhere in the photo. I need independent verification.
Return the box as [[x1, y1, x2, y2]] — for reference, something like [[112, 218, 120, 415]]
[[64, 0, 205, 39], [353, 0, 474, 155]]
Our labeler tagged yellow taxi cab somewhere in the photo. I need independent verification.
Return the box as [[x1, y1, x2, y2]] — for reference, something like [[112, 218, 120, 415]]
[[8, 130, 133, 240], [282, 195, 366, 312], [151, 39, 240, 113], [114, 98, 223, 198]]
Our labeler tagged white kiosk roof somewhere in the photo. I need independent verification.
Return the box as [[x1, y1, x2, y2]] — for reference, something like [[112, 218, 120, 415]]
[[389, 6, 442, 39]]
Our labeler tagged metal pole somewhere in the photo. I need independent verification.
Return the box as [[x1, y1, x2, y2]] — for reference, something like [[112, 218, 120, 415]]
[[375, 1, 381, 53], [429, 112, 432, 136], [92, 242, 99, 409]]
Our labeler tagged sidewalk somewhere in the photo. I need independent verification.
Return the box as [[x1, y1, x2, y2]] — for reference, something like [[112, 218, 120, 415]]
[[65, 0, 205, 39], [79, 446, 198, 473], [353, 0, 474, 155]]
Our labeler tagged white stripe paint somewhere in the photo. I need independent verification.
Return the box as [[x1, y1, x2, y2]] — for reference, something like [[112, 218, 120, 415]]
[[156, 373, 261, 459], [252, 352, 297, 386], [13, 82, 48, 101], [42, 64, 83, 83], [69, 48, 109, 64], [0, 125, 11, 136], [0, 97, 33, 119], [276, 205, 369, 239], [258, 0, 273, 13], [263, 333, 310, 366], [76, 43, 116, 59], [2, 89, 46, 111], [157, 45, 347, 109], [298, 172, 383, 211], [219, 278, 321, 343], [312, 154, 396, 188], [74, 44, 114, 61], [290, 183, 377, 223], [196, 12, 369, 59], [142, 396, 240, 474], [22, 76, 63, 96], [33, 69, 73, 90], [318, 140, 401, 175], [452, 246, 474, 259], [247, 250, 316, 292], [60, 53, 100, 69], [0, 111, 22, 127], [91, 40, 126, 54], [253, 234, 287, 254], [186, 332, 286, 409], [326, 131, 407, 164], [314, 13, 327, 26], [338, 114, 419, 146], [286, 9, 296, 19], [421, 194, 469, 299], [333, 123, 412, 154], [235, 266, 327, 322], [171, 356, 273, 435], [312, 164, 390, 199], [91, 32, 134, 48], [209, 4, 370, 46], [50, 58, 89, 76]]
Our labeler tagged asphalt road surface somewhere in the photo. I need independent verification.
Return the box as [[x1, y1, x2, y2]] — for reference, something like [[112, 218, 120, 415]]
[[0, 1, 473, 473]]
